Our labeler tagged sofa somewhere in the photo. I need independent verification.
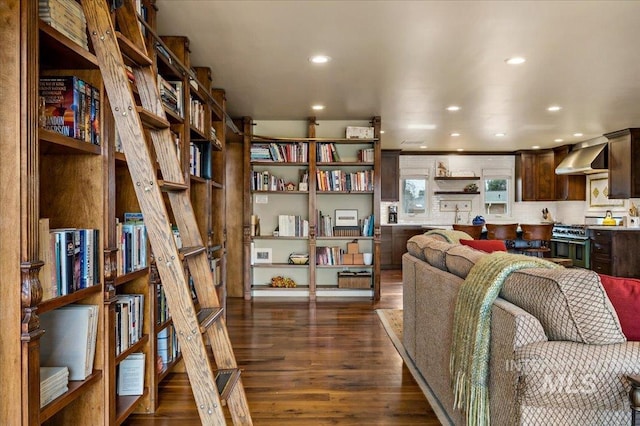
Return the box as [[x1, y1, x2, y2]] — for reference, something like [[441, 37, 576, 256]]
[[402, 233, 640, 426]]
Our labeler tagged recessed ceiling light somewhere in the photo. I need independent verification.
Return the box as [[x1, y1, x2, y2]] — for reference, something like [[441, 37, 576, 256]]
[[446, 105, 461, 111], [554, 138, 564, 143], [380, 130, 385, 134], [505, 56, 526, 65], [312, 105, 325, 110], [451, 132, 460, 137], [309, 55, 331, 64], [547, 105, 562, 112], [532, 145, 541, 149], [408, 124, 436, 130], [419, 145, 427, 149], [573, 132, 583, 137], [456, 148, 464, 152], [495, 133, 506, 137]]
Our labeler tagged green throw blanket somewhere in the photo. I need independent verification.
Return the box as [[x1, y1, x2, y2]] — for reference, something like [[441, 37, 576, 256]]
[[450, 252, 560, 426], [424, 229, 474, 244]]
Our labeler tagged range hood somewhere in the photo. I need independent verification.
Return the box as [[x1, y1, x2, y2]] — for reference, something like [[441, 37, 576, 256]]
[[555, 137, 608, 175]]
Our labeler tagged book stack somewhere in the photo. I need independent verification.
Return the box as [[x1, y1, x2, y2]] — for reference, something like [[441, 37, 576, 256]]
[[277, 215, 309, 237], [39, 76, 101, 145], [116, 213, 148, 275], [115, 294, 145, 355], [157, 325, 180, 368], [39, 0, 88, 50], [157, 75, 183, 117], [40, 304, 99, 381], [40, 366, 69, 408], [40, 225, 100, 301]]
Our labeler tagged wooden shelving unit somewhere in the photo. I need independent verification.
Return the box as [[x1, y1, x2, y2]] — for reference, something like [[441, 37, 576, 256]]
[[243, 117, 382, 301], [4, 0, 232, 424]]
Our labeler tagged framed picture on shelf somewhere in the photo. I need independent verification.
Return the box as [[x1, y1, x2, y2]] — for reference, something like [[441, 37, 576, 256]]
[[253, 247, 273, 264], [335, 209, 358, 227]]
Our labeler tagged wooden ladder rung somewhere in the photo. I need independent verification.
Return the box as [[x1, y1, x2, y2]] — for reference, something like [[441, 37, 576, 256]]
[[158, 180, 189, 192], [137, 107, 170, 129], [179, 245, 207, 260], [116, 31, 153, 67], [215, 368, 242, 405], [197, 307, 224, 333]]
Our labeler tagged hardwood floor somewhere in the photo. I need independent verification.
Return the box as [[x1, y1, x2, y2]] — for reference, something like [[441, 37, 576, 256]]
[[124, 270, 441, 425]]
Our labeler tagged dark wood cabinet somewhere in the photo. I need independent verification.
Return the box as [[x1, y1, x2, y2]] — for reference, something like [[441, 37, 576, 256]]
[[381, 225, 425, 269], [381, 150, 400, 201], [517, 147, 585, 201], [590, 229, 640, 278], [605, 128, 640, 199]]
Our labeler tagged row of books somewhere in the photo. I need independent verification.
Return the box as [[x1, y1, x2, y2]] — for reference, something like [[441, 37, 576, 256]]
[[157, 325, 180, 368], [190, 96, 206, 134], [316, 143, 342, 163], [115, 294, 145, 356], [39, 0, 88, 49], [158, 74, 184, 117], [156, 285, 171, 325], [316, 246, 345, 265], [316, 169, 374, 192], [189, 141, 213, 178], [316, 211, 334, 237], [116, 213, 148, 275], [40, 366, 69, 408], [360, 214, 375, 237], [40, 304, 99, 381], [39, 76, 100, 145], [39, 219, 100, 302], [250, 142, 309, 163], [277, 215, 309, 237], [358, 148, 375, 163]]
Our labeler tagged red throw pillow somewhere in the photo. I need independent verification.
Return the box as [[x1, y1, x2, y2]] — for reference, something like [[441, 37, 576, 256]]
[[459, 239, 507, 253], [598, 274, 640, 341]]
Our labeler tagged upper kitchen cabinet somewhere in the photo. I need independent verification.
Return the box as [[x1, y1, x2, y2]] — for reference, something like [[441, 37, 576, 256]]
[[381, 150, 400, 201], [605, 128, 640, 199], [516, 147, 585, 201]]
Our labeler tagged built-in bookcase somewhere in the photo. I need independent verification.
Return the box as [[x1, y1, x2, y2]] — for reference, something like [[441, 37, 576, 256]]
[[243, 117, 382, 301], [9, 0, 231, 424]]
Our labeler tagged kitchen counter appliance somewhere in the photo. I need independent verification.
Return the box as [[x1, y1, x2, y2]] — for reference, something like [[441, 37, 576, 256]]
[[550, 224, 590, 268]]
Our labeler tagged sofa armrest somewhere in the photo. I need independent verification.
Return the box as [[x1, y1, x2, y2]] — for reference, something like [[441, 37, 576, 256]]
[[514, 341, 640, 410], [630, 375, 640, 421]]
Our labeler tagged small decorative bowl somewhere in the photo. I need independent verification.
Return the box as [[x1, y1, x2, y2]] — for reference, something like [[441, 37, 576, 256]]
[[288, 253, 309, 265]]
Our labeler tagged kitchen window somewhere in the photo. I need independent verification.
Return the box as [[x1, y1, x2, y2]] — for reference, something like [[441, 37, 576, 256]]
[[399, 175, 428, 220], [483, 170, 512, 217]]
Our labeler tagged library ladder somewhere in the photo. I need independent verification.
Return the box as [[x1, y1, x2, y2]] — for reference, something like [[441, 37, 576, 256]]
[[81, 0, 251, 424]]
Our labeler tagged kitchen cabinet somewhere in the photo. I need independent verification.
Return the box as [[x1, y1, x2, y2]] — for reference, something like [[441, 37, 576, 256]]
[[517, 147, 585, 201], [604, 128, 640, 199], [589, 228, 640, 278], [381, 150, 400, 201], [381, 225, 425, 269]]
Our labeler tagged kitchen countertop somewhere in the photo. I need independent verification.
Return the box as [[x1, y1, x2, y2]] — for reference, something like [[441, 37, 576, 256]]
[[587, 225, 640, 231]]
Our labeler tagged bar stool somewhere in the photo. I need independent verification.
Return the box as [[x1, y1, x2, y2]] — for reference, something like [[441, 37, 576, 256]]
[[452, 224, 483, 240], [485, 223, 518, 251], [519, 223, 553, 257]]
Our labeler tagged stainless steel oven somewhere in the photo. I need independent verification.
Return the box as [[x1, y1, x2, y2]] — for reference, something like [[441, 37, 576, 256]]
[[550, 225, 590, 269]]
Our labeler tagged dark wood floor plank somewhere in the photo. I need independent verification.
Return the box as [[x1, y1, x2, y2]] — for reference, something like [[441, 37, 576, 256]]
[[124, 270, 441, 425]]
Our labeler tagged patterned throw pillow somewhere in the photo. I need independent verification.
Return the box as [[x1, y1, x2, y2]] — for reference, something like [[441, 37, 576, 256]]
[[500, 268, 626, 344], [598, 274, 640, 341]]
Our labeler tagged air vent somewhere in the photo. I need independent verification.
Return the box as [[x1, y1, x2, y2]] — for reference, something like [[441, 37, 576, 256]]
[[401, 140, 426, 146]]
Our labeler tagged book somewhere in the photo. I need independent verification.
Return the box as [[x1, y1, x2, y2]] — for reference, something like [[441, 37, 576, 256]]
[[40, 304, 99, 381], [39, 77, 82, 139], [117, 353, 145, 396], [40, 366, 69, 407]]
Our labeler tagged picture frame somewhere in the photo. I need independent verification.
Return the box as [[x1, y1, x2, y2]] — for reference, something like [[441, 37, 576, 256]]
[[335, 209, 358, 227], [253, 247, 273, 264]]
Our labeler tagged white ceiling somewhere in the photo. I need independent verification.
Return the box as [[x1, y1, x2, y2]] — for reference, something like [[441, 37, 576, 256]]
[[155, 0, 640, 152]]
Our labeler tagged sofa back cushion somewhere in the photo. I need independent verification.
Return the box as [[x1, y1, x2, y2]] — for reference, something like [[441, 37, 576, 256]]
[[598, 274, 640, 341], [406, 234, 431, 261], [499, 268, 626, 344], [445, 245, 487, 279], [423, 239, 457, 271]]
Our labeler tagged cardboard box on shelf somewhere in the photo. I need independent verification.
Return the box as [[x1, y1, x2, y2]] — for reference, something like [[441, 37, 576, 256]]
[[346, 242, 359, 254]]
